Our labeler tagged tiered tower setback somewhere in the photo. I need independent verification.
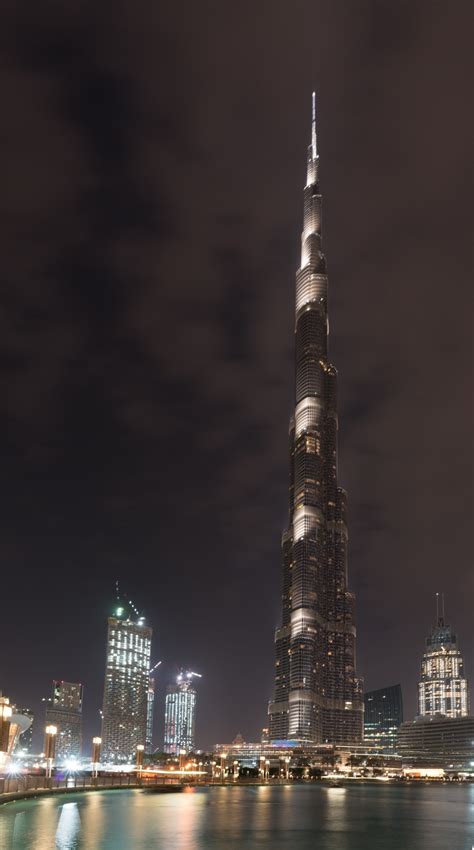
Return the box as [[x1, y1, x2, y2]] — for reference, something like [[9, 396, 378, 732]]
[[268, 94, 363, 744]]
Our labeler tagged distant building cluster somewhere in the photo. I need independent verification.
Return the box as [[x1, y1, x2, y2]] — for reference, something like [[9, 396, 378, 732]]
[[99, 600, 202, 762], [3, 595, 202, 767], [362, 598, 470, 768]]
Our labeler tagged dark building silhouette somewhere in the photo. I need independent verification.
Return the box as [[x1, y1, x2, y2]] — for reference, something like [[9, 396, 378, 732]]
[[364, 685, 403, 751], [268, 94, 363, 744]]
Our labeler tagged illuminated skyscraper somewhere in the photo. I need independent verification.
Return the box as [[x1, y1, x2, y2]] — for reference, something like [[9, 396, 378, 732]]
[[44, 681, 83, 761], [163, 670, 201, 754], [418, 596, 469, 718], [101, 603, 152, 762], [268, 94, 363, 744]]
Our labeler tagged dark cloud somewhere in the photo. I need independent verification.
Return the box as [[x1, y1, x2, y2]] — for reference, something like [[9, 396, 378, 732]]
[[1, 0, 472, 749]]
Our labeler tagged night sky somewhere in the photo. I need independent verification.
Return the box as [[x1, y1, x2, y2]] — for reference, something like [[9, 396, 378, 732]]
[[2, 1, 472, 753]]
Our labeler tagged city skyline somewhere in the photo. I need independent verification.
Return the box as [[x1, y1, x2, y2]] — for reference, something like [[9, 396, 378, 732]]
[[1, 3, 472, 752]]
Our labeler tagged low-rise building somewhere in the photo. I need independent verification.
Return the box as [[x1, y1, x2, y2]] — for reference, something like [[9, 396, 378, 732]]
[[397, 714, 474, 770]]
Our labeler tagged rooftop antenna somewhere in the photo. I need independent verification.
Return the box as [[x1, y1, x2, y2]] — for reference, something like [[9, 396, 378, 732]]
[[311, 91, 317, 159], [435, 592, 439, 623]]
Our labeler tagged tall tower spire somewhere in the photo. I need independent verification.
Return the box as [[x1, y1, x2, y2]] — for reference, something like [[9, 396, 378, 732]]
[[268, 94, 363, 745], [311, 90, 317, 160]]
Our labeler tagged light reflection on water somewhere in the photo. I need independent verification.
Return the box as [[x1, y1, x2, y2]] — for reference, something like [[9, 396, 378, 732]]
[[0, 784, 472, 850]]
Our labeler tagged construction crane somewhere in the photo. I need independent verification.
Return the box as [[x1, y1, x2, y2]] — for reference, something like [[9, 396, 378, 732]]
[[177, 669, 202, 683]]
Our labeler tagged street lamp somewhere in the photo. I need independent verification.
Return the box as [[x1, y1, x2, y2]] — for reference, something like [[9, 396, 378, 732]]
[[136, 744, 145, 778], [285, 756, 290, 781], [220, 752, 227, 784], [44, 725, 57, 779], [233, 760, 239, 780], [92, 737, 102, 779], [0, 698, 13, 754]]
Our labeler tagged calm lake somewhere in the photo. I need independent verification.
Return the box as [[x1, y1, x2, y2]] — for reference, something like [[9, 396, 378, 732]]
[[0, 783, 472, 849]]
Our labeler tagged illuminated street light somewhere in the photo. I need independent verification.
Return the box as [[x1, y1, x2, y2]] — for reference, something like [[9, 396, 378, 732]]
[[220, 752, 227, 784], [92, 737, 102, 778], [136, 744, 145, 777], [44, 725, 57, 779]]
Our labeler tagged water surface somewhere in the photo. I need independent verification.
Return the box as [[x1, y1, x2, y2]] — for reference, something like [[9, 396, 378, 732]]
[[0, 783, 472, 849]]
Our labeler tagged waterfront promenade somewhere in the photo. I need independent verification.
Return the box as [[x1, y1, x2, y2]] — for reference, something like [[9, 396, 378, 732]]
[[0, 773, 186, 804]]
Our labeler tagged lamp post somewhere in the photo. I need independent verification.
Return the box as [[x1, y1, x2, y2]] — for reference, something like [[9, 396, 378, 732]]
[[265, 759, 270, 782], [285, 756, 290, 781], [220, 752, 227, 784], [233, 760, 239, 780], [210, 760, 216, 781], [0, 698, 12, 754], [44, 725, 57, 779], [136, 745, 145, 779], [92, 737, 102, 779]]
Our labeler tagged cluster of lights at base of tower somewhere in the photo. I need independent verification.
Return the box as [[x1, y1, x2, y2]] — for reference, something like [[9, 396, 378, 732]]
[[268, 93, 363, 745]]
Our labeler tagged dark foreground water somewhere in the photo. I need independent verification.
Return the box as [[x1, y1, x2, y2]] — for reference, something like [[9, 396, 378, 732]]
[[0, 784, 473, 850]]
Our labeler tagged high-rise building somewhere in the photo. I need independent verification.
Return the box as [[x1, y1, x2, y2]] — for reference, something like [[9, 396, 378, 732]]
[[101, 603, 152, 762], [163, 670, 201, 754], [418, 596, 469, 718], [268, 94, 363, 745], [44, 681, 83, 761], [364, 685, 403, 752]]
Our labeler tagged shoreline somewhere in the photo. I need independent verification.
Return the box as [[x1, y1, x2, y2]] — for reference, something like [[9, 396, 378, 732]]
[[1, 776, 470, 806]]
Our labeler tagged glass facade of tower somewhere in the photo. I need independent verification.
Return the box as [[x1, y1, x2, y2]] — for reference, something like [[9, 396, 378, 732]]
[[418, 615, 469, 718], [163, 672, 198, 754], [268, 95, 363, 745], [101, 610, 152, 762], [44, 681, 83, 761], [364, 685, 403, 752]]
